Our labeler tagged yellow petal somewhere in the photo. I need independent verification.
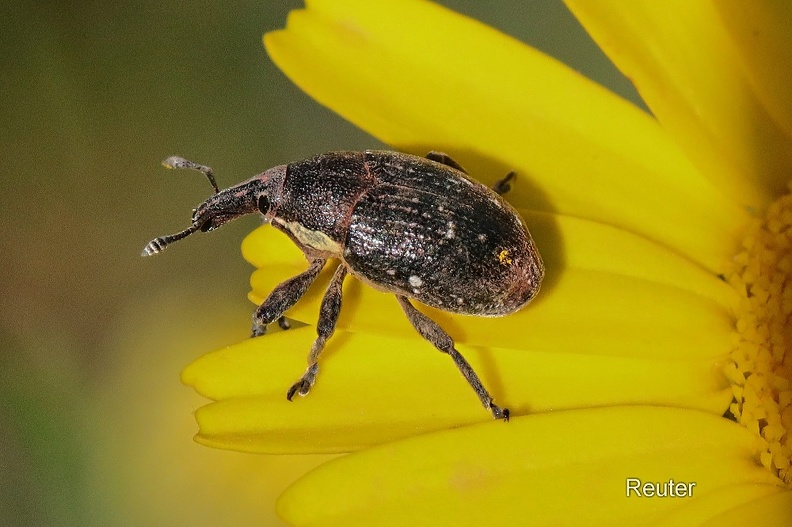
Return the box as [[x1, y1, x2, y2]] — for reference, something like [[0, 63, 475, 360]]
[[277, 407, 781, 526], [182, 328, 730, 453], [655, 484, 790, 527], [97, 285, 336, 526], [715, 2, 792, 143], [565, 0, 792, 208], [244, 224, 735, 359], [265, 0, 745, 271], [701, 489, 792, 527]]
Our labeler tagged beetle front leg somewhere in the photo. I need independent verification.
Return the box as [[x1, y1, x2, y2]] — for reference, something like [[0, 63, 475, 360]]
[[396, 296, 509, 421], [287, 264, 348, 400], [251, 258, 327, 337]]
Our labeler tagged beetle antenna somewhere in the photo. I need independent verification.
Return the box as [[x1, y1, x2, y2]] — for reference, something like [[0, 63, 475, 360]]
[[141, 224, 200, 256], [162, 156, 220, 194]]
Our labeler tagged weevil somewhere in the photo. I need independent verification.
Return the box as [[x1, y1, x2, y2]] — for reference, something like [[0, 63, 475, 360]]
[[142, 150, 544, 420]]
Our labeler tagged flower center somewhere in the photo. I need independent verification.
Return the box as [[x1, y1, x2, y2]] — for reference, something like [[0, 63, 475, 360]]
[[723, 186, 792, 487]]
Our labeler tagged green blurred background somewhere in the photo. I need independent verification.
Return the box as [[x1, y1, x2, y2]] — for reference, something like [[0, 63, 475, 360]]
[[0, 1, 641, 525]]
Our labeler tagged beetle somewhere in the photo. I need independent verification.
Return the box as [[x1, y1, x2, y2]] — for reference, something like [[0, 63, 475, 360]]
[[142, 150, 544, 420]]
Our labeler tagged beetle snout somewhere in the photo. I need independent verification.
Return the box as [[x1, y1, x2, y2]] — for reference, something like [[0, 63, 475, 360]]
[[190, 201, 233, 233], [143, 160, 286, 257], [190, 204, 217, 232], [191, 186, 259, 234]]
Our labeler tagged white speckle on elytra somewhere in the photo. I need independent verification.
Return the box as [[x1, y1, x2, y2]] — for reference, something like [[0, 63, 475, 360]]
[[408, 275, 423, 287], [437, 205, 444, 211], [477, 234, 487, 242], [445, 221, 456, 239], [411, 288, 421, 295], [386, 269, 396, 276], [456, 297, 464, 305]]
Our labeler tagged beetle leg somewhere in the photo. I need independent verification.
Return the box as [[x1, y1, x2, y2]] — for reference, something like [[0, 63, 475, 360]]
[[287, 264, 348, 400], [250, 258, 327, 337], [395, 296, 510, 421], [425, 151, 468, 174], [492, 171, 516, 195], [426, 152, 515, 196]]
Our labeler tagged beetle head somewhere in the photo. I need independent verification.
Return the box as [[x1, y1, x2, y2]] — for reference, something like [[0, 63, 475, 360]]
[[142, 159, 286, 256]]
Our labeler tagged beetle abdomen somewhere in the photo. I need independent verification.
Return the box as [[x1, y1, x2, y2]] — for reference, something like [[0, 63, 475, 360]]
[[343, 180, 543, 316]]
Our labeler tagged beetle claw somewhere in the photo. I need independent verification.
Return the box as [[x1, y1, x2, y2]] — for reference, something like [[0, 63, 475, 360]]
[[286, 378, 312, 400], [492, 171, 516, 196], [491, 404, 510, 421], [250, 322, 267, 338]]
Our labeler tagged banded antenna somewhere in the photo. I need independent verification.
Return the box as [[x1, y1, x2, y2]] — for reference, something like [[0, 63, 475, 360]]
[[141, 224, 200, 256], [162, 156, 220, 194], [141, 156, 220, 257]]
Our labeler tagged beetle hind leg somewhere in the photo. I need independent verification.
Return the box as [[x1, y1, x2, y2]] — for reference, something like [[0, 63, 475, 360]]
[[426, 151, 515, 196], [492, 171, 516, 195], [396, 296, 510, 421], [250, 258, 326, 337], [425, 151, 468, 173], [287, 264, 348, 400]]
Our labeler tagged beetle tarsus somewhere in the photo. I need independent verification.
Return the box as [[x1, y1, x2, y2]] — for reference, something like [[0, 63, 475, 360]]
[[250, 319, 267, 338], [250, 258, 327, 336], [252, 316, 291, 337], [492, 171, 516, 196], [490, 404, 510, 421], [286, 368, 316, 400]]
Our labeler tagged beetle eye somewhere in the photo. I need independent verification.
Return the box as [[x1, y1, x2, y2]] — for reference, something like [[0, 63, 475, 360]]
[[200, 220, 213, 232], [257, 195, 271, 215]]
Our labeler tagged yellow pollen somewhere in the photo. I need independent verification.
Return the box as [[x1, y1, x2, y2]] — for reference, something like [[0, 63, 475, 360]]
[[498, 249, 512, 265], [723, 184, 792, 487]]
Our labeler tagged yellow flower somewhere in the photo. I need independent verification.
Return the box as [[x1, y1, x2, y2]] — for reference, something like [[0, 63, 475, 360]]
[[182, 0, 792, 524]]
